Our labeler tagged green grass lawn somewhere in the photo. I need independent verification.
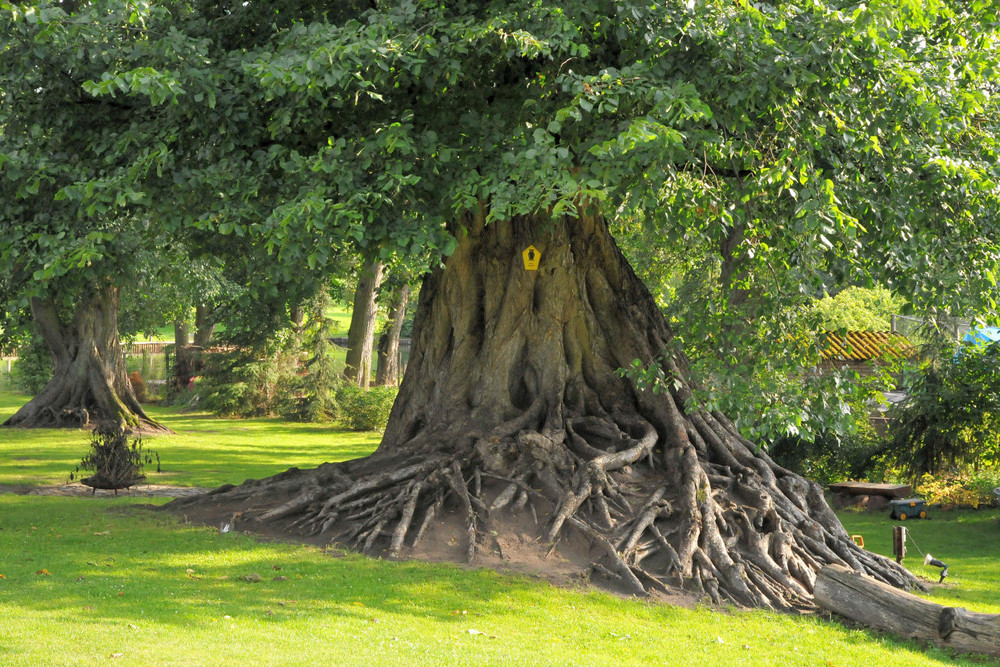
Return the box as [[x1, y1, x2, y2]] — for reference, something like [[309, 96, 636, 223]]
[[839, 510, 1000, 616], [0, 393, 380, 488], [0, 391, 997, 666]]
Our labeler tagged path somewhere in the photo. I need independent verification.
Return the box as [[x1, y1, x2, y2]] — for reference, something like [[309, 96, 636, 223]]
[[0, 483, 210, 498]]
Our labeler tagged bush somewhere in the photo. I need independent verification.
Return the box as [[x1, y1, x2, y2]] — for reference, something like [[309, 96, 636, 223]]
[[195, 347, 299, 417], [337, 385, 397, 431], [70, 424, 160, 491], [281, 299, 342, 422], [917, 470, 1000, 509], [769, 424, 886, 486], [10, 333, 53, 394]]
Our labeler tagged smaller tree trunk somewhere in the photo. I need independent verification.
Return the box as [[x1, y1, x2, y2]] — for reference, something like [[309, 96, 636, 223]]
[[172, 318, 194, 393], [290, 304, 306, 331], [376, 283, 410, 386], [344, 259, 385, 388], [193, 304, 216, 348], [3, 288, 167, 432]]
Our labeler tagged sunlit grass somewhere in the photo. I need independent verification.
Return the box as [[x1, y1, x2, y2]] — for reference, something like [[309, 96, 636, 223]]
[[839, 509, 1000, 615], [1, 391, 998, 665], [0, 392, 380, 488], [0, 495, 983, 667]]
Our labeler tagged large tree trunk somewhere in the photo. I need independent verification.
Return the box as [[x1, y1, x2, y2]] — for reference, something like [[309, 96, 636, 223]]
[[3, 288, 167, 432], [169, 210, 916, 609], [375, 283, 409, 386], [343, 259, 385, 388]]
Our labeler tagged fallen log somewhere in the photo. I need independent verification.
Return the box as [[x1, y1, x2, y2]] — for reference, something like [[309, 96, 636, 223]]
[[814, 564, 1000, 659]]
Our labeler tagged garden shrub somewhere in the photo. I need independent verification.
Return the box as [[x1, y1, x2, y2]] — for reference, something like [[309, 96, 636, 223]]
[[337, 384, 397, 431], [196, 346, 299, 417], [917, 470, 1000, 508], [281, 299, 342, 422], [769, 424, 886, 486]]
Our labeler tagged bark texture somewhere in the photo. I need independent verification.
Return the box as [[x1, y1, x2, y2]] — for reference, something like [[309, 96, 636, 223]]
[[4, 288, 166, 432], [171, 318, 194, 393], [170, 211, 917, 609], [815, 565, 1000, 658], [343, 259, 385, 388], [375, 283, 409, 386]]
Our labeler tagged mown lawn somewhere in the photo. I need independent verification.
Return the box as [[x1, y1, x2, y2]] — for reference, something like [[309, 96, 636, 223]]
[[1, 391, 997, 666], [0, 392, 380, 488]]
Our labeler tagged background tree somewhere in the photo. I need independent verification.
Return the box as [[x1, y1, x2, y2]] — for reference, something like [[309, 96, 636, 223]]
[[342, 258, 385, 388], [0, 3, 200, 430], [375, 281, 411, 387], [885, 341, 1000, 479]]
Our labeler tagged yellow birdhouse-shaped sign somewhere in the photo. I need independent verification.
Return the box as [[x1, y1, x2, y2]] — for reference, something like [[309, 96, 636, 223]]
[[522, 245, 541, 271]]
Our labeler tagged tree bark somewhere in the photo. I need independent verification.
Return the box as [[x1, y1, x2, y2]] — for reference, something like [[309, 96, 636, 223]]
[[343, 259, 385, 388], [172, 317, 194, 393], [193, 303, 216, 348], [169, 209, 916, 609], [815, 564, 1000, 659], [3, 287, 167, 432], [375, 283, 409, 386]]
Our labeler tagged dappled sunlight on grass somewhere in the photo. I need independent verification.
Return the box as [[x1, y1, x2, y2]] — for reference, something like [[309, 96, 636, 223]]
[[1, 391, 996, 665], [0, 392, 381, 488]]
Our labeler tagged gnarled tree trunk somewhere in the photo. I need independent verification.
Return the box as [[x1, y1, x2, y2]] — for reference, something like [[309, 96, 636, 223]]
[[170, 210, 916, 609], [343, 259, 385, 388], [375, 283, 409, 387], [4, 287, 167, 432]]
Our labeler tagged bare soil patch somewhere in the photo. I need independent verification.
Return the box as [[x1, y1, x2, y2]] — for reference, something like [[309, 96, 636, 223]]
[[163, 478, 702, 607], [0, 482, 209, 498]]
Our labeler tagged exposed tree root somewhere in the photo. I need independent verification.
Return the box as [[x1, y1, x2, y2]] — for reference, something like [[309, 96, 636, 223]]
[[168, 209, 919, 609], [3, 290, 168, 433], [169, 404, 918, 611]]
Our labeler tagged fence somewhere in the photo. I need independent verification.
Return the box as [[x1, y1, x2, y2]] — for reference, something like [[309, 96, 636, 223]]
[[0, 337, 413, 392]]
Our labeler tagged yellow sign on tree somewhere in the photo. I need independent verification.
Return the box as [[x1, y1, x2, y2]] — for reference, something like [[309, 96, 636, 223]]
[[522, 245, 541, 271]]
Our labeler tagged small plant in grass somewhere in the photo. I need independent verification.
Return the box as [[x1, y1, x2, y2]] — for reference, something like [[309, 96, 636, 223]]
[[70, 424, 160, 492]]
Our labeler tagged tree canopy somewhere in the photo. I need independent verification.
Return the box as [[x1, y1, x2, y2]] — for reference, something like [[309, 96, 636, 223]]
[[4, 1, 998, 337]]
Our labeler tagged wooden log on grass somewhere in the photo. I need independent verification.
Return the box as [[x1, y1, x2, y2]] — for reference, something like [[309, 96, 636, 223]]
[[814, 564, 1000, 659]]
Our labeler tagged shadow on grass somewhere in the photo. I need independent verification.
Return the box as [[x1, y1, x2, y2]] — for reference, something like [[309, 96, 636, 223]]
[[0, 496, 575, 630], [2, 498, 990, 666]]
